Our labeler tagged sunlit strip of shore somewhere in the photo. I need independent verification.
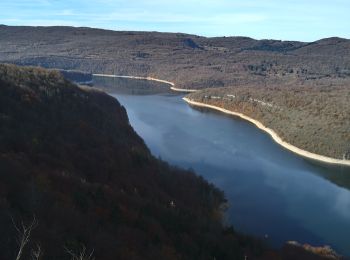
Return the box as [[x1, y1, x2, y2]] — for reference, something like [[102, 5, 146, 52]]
[[183, 97, 350, 167], [92, 74, 197, 93]]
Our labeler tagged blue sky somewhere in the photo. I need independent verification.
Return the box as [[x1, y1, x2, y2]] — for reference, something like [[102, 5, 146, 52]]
[[1, 0, 349, 41]]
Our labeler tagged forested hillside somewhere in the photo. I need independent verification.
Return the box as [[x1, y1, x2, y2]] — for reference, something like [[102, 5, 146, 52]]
[[0, 25, 349, 91], [0, 64, 274, 260], [187, 85, 350, 160]]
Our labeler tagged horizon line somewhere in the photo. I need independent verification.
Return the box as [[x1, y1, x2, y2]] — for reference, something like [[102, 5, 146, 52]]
[[1, 24, 349, 43]]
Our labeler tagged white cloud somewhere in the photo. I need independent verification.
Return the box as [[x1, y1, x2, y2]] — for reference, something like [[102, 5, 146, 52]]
[[56, 9, 75, 16]]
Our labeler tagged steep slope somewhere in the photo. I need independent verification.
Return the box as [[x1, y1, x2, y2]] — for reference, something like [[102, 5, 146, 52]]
[[0, 64, 269, 260]]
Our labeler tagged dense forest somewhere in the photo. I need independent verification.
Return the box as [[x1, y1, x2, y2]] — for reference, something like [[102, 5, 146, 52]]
[[59, 70, 93, 85], [0, 64, 344, 259]]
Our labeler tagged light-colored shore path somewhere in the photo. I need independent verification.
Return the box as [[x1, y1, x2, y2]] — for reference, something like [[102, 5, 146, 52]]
[[92, 74, 197, 93], [92, 73, 350, 166], [183, 97, 350, 167]]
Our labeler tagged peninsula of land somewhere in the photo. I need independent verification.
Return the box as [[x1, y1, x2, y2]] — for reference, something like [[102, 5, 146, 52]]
[[93, 73, 350, 165], [183, 97, 350, 166]]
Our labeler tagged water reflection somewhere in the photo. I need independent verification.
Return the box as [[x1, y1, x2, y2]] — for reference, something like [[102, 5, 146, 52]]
[[306, 161, 350, 190], [93, 76, 173, 95], [93, 76, 350, 256]]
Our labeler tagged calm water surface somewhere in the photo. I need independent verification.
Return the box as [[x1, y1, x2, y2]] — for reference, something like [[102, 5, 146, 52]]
[[95, 76, 350, 256]]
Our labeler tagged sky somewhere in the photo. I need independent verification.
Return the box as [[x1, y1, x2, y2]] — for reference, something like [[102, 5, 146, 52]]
[[1, 0, 349, 41]]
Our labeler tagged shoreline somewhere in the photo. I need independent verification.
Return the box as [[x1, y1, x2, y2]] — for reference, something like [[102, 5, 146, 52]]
[[183, 97, 350, 167], [92, 74, 197, 93], [92, 73, 350, 166]]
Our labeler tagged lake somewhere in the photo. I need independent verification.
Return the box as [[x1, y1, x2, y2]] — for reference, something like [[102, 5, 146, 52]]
[[94, 76, 350, 256]]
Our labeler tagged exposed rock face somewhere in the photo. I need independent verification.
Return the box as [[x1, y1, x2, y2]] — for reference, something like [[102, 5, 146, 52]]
[[182, 38, 203, 49]]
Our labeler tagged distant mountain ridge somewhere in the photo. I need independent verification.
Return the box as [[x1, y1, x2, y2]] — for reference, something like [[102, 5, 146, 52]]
[[0, 25, 349, 90]]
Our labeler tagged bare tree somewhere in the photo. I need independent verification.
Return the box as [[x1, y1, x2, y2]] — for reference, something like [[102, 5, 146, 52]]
[[31, 243, 42, 260], [65, 245, 95, 260], [12, 215, 38, 260]]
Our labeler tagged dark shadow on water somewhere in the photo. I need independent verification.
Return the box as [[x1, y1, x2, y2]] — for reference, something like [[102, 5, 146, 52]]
[[92, 76, 350, 256], [190, 105, 350, 191], [189, 161, 328, 250], [93, 75, 174, 95], [304, 160, 350, 190]]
